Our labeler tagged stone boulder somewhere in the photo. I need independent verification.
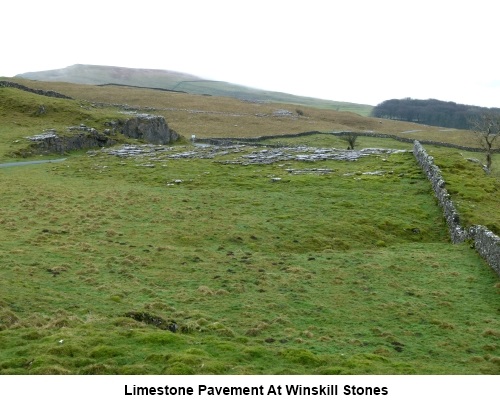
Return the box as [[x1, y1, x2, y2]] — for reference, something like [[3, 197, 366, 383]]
[[122, 114, 180, 145]]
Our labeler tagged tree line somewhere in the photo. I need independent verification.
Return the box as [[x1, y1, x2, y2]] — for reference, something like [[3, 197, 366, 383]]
[[371, 98, 500, 130]]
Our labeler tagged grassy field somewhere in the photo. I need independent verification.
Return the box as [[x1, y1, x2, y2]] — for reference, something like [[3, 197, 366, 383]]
[[0, 81, 499, 375], [424, 146, 500, 233], [259, 134, 500, 231], [1, 143, 499, 374]]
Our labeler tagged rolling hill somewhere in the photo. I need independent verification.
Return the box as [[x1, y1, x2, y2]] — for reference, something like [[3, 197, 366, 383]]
[[1, 76, 477, 151], [15, 64, 373, 115]]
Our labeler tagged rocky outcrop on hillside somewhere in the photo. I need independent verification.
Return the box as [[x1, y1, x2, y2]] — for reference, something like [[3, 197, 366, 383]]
[[121, 114, 180, 144], [25, 125, 116, 155], [22, 114, 181, 155]]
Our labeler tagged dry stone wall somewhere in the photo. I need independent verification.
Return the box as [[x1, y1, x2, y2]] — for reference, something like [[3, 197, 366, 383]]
[[413, 141, 500, 276], [0, 81, 72, 99], [199, 131, 500, 153], [413, 141, 467, 243], [468, 226, 500, 276]]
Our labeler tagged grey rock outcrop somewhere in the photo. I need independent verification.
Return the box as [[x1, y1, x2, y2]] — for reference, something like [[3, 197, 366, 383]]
[[23, 114, 181, 155], [25, 126, 116, 155], [122, 114, 179, 145], [102, 143, 408, 164]]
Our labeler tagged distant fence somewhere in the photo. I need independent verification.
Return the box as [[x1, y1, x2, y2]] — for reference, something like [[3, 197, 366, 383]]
[[413, 141, 500, 276]]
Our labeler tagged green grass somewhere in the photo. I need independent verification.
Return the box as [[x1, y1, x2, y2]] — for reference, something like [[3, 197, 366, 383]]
[[1, 145, 499, 375], [424, 147, 500, 234], [0, 87, 127, 160], [0, 81, 499, 375]]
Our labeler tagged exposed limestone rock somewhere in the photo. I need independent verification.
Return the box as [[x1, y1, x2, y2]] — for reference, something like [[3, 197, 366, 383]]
[[272, 109, 294, 117], [23, 114, 181, 155], [101, 144, 409, 164], [25, 126, 116, 155], [222, 147, 408, 165], [285, 168, 334, 175], [122, 114, 180, 144], [26, 132, 58, 142]]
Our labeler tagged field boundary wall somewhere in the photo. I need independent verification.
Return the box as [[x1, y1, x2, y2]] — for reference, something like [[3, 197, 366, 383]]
[[199, 131, 500, 153], [0, 80, 73, 99], [413, 141, 500, 276]]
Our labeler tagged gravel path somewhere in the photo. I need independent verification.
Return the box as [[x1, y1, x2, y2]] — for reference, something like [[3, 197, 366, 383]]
[[0, 158, 66, 168]]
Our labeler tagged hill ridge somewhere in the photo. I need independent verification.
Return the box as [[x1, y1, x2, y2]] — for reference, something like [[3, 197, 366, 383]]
[[15, 64, 373, 115]]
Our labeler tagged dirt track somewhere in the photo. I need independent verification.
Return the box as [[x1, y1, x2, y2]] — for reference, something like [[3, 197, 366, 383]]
[[0, 158, 66, 168]]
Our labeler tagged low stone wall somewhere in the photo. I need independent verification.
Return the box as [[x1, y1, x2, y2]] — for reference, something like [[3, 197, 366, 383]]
[[0, 80, 72, 99], [413, 141, 468, 243], [199, 131, 500, 153], [335, 131, 500, 153], [469, 226, 500, 276], [197, 131, 324, 145], [413, 141, 500, 276]]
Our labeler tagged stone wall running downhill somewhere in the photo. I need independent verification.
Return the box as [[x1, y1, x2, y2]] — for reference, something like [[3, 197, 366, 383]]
[[468, 226, 500, 276], [413, 140, 500, 277], [0, 80, 73, 99], [413, 141, 468, 244]]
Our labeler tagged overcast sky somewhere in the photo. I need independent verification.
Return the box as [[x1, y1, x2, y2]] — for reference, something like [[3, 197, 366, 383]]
[[2, 0, 498, 107]]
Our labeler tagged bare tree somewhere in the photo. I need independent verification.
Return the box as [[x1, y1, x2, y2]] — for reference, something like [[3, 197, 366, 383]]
[[340, 133, 359, 150], [468, 112, 500, 172]]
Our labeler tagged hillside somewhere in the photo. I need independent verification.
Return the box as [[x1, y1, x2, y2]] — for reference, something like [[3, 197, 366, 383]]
[[17, 64, 201, 89], [2, 77, 479, 155], [0, 77, 499, 376], [0, 82, 128, 159], [14, 64, 373, 115]]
